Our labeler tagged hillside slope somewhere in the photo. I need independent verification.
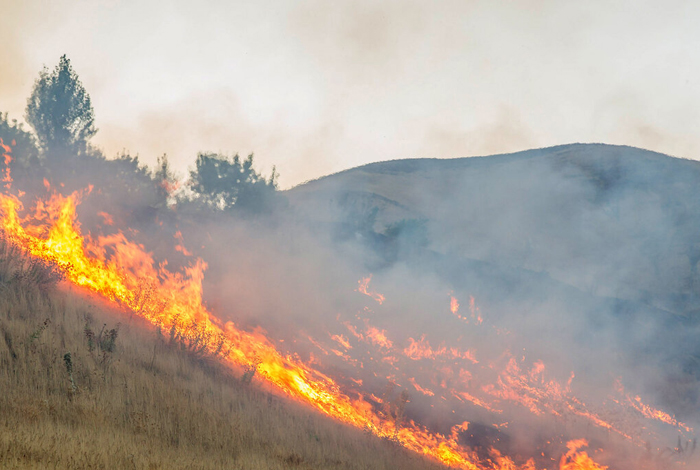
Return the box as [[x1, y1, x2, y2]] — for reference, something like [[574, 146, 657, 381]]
[[0, 241, 443, 470], [287, 143, 700, 314]]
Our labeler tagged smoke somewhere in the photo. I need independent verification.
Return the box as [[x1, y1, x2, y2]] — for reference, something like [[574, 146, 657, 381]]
[[0, 3, 39, 118], [94, 88, 346, 189], [5, 0, 700, 465], [6, 0, 700, 190], [5, 136, 700, 468], [415, 106, 538, 159], [127, 143, 699, 469]]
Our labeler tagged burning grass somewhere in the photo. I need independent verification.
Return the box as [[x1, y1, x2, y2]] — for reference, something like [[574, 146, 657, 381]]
[[0, 238, 446, 470], [0, 189, 497, 467], [0, 181, 694, 469]]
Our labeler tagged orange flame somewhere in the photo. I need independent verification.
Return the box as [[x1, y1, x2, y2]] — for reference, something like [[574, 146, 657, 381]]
[[357, 274, 385, 304], [0, 191, 489, 468], [451, 295, 460, 314], [404, 335, 478, 364], [0, 138, 12, 190], [0, 189, 634, 470], [559, 440, 607, 470]]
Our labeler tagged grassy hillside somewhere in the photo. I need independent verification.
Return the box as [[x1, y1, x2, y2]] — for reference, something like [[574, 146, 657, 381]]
[[0, 239, 444, 470]]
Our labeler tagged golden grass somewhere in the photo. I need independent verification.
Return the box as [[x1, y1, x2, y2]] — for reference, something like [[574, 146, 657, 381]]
[[0, 241, 445, 470]]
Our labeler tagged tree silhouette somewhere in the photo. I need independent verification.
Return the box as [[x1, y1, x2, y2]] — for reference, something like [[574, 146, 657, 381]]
[[0, 113, 40, 169], [188, 152, 279, 214], [25, 55, 97, 159]]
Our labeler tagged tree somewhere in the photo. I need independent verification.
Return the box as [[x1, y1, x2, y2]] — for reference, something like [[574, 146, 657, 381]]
[[188, 152, 280, 214], [25, 55, 97, 158], [0, 112, 40, 168], [0, 112, 45, 193], [152, 154, 180, 207]]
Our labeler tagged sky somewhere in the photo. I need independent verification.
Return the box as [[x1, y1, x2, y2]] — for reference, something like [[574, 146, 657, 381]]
[[2, 0, 699, 188]]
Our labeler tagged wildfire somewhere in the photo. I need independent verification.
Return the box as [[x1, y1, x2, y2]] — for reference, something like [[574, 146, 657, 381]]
[[0, 186, 676, 470], [0, 190, 501, 468]]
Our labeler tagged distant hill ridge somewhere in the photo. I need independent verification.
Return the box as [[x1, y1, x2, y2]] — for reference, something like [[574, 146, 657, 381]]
[[289, 143, 698, 188], [286, 143, 700, 317]]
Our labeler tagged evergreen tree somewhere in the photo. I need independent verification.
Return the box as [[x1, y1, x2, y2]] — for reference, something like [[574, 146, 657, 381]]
[[25, 55, 97, 158]]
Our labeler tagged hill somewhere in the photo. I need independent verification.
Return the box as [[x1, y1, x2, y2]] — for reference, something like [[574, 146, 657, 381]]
[[2, 142, 699, 469], [285, 143, 700, 420], [0, 240, 444, 470], [288, 143, 700, 308]]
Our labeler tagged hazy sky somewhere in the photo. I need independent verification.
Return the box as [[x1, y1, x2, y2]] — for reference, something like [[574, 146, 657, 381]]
[[2, 0, 699, 188]]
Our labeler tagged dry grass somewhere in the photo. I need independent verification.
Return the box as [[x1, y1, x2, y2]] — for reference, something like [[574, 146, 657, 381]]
[[0, 240, 445, 470]]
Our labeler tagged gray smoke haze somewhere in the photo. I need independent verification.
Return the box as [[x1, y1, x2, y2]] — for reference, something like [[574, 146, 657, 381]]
[[6, 1, 700, 466], [7, 139, 694, 468], [129, 143, 698, 469]]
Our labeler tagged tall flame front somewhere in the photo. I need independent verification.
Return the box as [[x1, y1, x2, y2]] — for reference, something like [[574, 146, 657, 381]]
[[0, 186, 640, 470]]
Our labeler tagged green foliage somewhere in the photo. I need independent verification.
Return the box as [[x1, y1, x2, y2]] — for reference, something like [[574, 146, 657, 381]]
[[25, 55, 97, 158], [188, 152, 280, 214], [75, 152, 174, 228]]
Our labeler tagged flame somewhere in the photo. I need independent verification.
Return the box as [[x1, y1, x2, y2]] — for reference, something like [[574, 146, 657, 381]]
[[624, 394, 692, 433], [331, 333, 352, 349], [0, 187, 667, 470], [0, 190, 525, 469], [365, 322, 393, 349], [451, 295, 460, 314], [357, 274, 385, 304], [97, 211, 114, 226], [404, 335, 478, 364], [0, 138, 12, 190], [409, 377, 436, 396], [470, 296, 483, 325], [559, 440, 607, 470], [173, 230, 193, 256], [450, 295, 483, 325]]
